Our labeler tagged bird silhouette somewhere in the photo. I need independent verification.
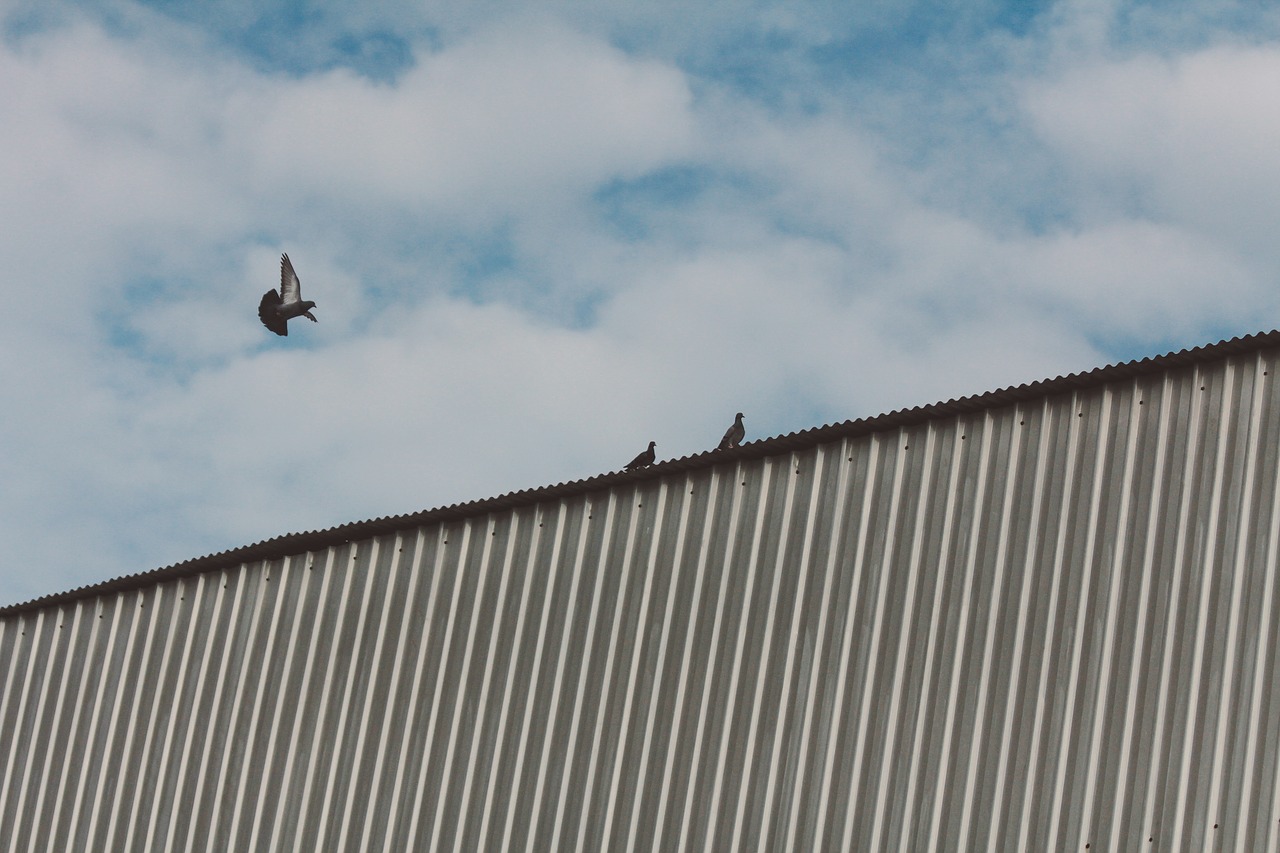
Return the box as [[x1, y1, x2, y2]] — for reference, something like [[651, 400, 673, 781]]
[[625, 441, 657, 470], [717, 412, 745, 450], [258, 253, 317, 336]]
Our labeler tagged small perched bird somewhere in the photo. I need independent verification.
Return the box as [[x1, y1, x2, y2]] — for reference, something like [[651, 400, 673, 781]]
[[718, 412, 746, 450], [625, 441, 657, 470], [258, 253, 317, 336]]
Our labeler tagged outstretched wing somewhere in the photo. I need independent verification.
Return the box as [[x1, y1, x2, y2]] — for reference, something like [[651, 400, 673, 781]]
[[258, 290, 288, 336], [280, 253, 302, 305]]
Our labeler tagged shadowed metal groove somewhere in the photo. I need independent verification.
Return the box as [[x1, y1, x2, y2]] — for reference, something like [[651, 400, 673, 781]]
[[5, 336, 1280, 849]]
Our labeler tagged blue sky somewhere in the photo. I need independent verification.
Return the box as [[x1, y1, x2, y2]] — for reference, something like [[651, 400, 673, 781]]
[[3, 0, 1280, 605]]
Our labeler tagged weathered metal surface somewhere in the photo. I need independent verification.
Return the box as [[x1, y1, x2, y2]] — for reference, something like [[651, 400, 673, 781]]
[[4, 340, 1280, 849]]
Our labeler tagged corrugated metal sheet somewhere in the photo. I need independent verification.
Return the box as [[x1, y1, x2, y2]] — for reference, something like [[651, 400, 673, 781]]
[[4, 341, 1280, 849]]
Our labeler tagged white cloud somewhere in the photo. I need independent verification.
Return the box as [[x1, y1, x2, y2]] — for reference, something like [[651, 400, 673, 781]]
[[1023, 44, 1280, 260], [1012, 220, 1260, 337], [248, 22, 695, 217]]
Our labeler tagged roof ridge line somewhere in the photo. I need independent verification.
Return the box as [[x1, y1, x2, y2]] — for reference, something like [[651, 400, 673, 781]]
[[4, 328, 1278, 616]]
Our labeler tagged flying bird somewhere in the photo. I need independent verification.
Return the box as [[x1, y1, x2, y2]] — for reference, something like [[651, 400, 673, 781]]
[[258, 253, 317, 336], [625, 441, 657, 470], [717, 412, 745, 450]]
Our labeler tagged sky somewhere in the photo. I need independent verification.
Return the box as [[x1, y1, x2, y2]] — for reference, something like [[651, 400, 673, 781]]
[[3, 0, 1280, 606]]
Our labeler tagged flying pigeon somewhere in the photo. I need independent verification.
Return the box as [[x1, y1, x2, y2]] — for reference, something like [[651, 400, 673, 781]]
[[717, 412, 745, 450], [625, 441, 657, 470], [258, 253, 317, 336]]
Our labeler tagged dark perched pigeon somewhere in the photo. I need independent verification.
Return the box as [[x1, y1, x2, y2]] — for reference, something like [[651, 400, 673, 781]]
[[625, 441, 657, 470], [717, 412, 745, 450], [258, 253, 317, 336]]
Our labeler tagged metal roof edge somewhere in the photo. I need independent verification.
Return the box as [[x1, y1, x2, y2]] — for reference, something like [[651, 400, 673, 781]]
[[5, 328, 1279, 617]]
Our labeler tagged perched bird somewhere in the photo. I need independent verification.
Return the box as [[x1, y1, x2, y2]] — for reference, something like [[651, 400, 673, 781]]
[[625, 441, 657, 471], [258, 253, 317, 336], [717, 412, 745, 450]]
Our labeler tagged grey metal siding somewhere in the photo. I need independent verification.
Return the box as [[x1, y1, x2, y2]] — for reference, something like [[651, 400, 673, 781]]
[[4, 347, 1280, 849]]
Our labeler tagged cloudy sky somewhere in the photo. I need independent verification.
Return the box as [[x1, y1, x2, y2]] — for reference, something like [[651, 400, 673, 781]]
[[3, 0, 1279, 605]]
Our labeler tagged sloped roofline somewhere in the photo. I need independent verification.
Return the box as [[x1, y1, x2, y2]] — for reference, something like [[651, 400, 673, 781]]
[[5, 329, 1279, 617]]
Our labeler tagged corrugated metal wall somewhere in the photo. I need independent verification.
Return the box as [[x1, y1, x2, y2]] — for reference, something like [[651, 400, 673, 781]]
[[4, 347, 1280, 850]]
